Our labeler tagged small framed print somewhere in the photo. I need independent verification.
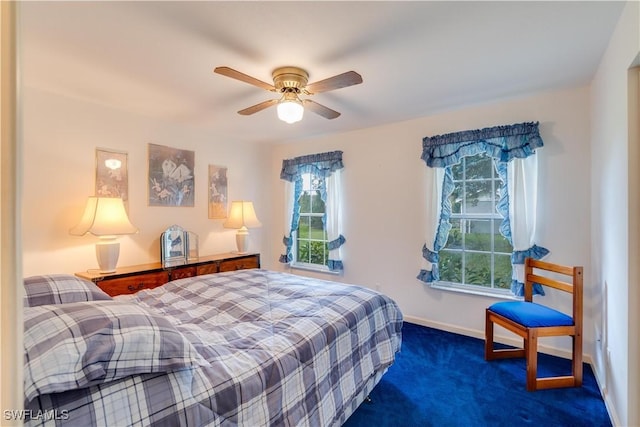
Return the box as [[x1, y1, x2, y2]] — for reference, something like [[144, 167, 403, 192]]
[[95, 148, 128, 202], [208, 165, 228, 219], [148, 143, 195, 207]]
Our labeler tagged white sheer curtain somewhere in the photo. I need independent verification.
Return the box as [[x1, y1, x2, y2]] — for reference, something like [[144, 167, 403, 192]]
[[280, 179, 296, 264], [419, 166, 446, 281], [325, 168, 344, 269], [508, 154, 543, 289]]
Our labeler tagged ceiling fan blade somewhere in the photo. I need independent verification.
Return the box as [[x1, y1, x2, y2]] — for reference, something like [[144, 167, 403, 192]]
[[304, 71, 363, 94], [237, 99, 278, 116], [303, 99, 341, 120], [214, 66, 276, 92]]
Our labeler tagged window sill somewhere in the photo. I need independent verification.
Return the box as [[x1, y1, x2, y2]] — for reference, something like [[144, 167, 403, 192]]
[[290, 263, 341, 275], [429, 282, 522, 301]]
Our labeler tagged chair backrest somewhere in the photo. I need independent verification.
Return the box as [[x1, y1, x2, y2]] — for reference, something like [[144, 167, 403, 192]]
[[524, 257, 583, 330]]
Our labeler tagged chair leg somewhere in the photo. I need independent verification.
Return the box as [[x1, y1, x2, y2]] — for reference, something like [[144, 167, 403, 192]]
[[525, 330, 538, 391], [485, 310, 494, 360], [573, 334, 583, 387]]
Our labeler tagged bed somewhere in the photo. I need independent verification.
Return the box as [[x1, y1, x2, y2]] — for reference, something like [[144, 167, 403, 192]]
[[22, 269, 403, 426]]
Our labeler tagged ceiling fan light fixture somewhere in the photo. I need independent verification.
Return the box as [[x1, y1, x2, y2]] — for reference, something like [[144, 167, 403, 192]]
[[277, 97, 304, 124]]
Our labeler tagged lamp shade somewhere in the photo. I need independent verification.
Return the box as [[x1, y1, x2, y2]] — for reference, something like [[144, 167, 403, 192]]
[[277, 99, 304, 124], [223, 201, 262, 229], [70, 197, 138, 237]]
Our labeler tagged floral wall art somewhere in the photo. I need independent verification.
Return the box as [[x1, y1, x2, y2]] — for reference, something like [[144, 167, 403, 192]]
[[95, 148, 128, 202], [148, 143, 195, 207], [208, 165, 228, 219]]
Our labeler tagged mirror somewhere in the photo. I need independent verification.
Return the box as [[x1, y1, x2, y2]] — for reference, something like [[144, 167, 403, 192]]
[[161, 225, 199, 267], [186, 231, 199, 262]]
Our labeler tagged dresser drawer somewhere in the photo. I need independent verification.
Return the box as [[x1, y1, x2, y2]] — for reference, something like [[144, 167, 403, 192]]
[[96, 271, 168, 296], [77, 253, 260, 296], [169, 266, 197, 281], [196, 263, 219, 276], [219, 255, 260, 272]]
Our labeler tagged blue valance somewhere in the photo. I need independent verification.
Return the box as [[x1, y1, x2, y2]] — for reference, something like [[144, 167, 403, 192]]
[[421, 122, 543, 168], [280, 151, 344, 182]]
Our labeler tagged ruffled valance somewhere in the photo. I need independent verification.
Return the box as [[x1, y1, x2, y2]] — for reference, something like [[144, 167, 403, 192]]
[[421, 122, 543, 168], [280, 151, 344, 182]]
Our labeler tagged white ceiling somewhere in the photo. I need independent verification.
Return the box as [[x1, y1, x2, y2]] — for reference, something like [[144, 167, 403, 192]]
[[20, 1, 625, 144]]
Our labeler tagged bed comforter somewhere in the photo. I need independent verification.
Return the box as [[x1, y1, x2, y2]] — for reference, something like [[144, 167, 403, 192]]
[[25, 269, 403, 426]]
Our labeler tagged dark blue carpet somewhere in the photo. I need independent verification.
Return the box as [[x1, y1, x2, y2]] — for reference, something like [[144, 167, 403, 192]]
[[344, 322, 611, 427]]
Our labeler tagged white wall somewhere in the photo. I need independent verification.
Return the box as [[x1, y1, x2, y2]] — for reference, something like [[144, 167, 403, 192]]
[[268, 86, 592, 354], [591, 2, 639, 426], [22, 87, 270, 276]]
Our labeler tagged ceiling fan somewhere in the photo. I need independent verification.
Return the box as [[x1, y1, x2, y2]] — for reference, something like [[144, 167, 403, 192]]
[[213, 66, 363, 124]]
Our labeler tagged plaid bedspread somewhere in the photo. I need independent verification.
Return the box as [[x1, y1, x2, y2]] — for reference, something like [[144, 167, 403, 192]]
[[26, 269, 403, 426]]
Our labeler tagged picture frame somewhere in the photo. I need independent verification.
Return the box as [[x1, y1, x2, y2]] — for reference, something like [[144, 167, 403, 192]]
[[148, 143, 195, 207], [208, 165, 228, 219], [95, 148, 128, 202]]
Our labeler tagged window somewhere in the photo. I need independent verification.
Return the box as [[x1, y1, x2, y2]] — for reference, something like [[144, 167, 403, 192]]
[[293, 173, 329, 268], [280, 151, 345, 273], [419, 122, 548, 296], [438, 154, 513, 291]]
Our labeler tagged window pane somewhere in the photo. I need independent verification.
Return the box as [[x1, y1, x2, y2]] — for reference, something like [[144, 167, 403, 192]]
[[310, 191, 325, 213], [309, 241, 328, 265], [449, 187, 462, 214], [451, 162, 463, 181], [465, 252, 492, 287], [297, 240, 310, 263], [297, 216, 310, 239], [439, 251, 462, 283], [465, 154, 493, 179], [464, 179, 496, 213], [494, 255, 512, 289], [299, 192, 312, 213], [310, 216, 326, 240], [446, 218, 463, 249], [310, 175, 322, 191], [494, 219, 513, 253], [466, 219, 492, 251]]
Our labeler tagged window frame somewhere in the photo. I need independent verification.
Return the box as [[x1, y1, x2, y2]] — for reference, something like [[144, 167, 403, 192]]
[[434, 154, 515, 297], [290, 172, 333, 273]]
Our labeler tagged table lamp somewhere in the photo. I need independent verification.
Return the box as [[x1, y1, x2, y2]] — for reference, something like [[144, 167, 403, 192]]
[[223, 200, 261, 254], [70, 196, 138, 273]]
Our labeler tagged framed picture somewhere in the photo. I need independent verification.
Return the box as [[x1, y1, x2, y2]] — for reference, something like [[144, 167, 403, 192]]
[[148, 143, 195, 207], [208, 165, 228, 219], [95, 148, 128, 202]]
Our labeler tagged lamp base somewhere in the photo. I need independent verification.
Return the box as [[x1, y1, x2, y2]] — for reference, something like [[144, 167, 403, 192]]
[[235, 227, 250, 254], [96, 239, 120, 273]]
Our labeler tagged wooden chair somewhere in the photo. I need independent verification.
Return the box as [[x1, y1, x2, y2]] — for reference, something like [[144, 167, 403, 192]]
[[485, 257, 583, 391]]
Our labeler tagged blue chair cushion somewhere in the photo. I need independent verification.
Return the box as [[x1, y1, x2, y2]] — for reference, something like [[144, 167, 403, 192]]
[[488, 301, 574, 328]]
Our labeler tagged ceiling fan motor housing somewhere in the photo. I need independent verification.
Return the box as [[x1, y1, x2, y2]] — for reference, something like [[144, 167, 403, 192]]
[[272, 66, 309, 92]]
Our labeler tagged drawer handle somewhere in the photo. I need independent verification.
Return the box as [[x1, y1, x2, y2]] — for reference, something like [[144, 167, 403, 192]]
[[127, 283, 144, 292]]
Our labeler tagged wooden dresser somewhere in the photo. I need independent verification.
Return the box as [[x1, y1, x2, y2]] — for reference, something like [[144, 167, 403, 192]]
[[75, 252, 260, 297]]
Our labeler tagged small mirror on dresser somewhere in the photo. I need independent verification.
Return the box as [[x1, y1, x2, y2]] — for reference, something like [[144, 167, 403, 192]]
[[186, 231, 199, 262], [161, 225, 199, 268]]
